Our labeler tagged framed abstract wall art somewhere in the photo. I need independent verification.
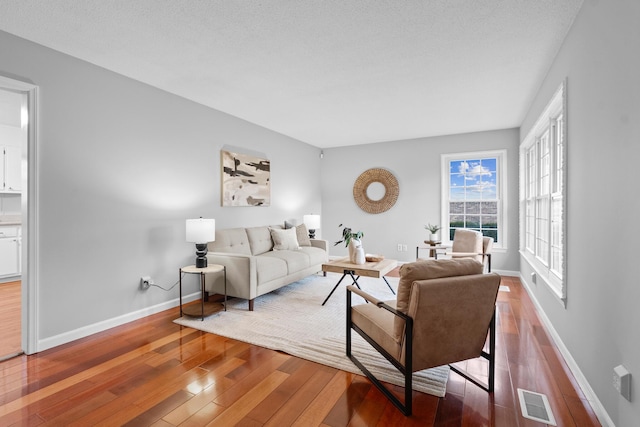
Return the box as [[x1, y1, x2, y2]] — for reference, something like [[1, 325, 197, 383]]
[[221, 150, 270, 206]]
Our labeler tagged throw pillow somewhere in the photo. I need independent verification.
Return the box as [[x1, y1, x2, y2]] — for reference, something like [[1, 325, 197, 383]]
[[295, 224, 312, 246], [269, 227, 300, 251]]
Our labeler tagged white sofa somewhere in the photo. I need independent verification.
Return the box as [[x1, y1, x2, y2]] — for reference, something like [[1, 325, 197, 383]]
[[205, 225, 328, 310]]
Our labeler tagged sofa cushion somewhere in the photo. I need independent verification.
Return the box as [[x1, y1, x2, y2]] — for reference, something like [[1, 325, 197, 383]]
[[208, 227, 251, 255], [299, 246, 329, 265], [393, 259, 483, 340], [255, 256, 288, 285], [269, 227, 300, 251], [246, 226, 274, 255], [262, 250, 310, 274]]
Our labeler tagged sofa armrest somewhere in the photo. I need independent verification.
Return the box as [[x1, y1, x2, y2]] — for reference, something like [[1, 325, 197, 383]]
[[310, 239, 328, 251], [205, 252, 257, 300]]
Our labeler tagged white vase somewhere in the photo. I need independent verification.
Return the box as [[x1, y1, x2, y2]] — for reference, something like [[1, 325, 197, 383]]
[[430, 232, 439, 242], [349, 239, 365, 264], [354, 246, 366, 265]]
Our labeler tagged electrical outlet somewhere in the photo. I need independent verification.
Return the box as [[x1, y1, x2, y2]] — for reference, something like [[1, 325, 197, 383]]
[[614, 365, 632, 401], [140, 276, 153, 289], [402, 244, 407, 252], [397, 244, 402, 251]]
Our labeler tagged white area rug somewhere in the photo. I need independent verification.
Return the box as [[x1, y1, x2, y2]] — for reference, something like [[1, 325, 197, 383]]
[[174, 273, 449, 397]]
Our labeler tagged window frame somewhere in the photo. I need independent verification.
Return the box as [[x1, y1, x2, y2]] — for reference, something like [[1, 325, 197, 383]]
[[519, 81, 567, 303], [440, 149, 507, 250]]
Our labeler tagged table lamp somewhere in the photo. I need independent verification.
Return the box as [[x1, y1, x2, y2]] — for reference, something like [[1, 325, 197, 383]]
[[303, 214, 321, 239], [186, 218, 216, 268]]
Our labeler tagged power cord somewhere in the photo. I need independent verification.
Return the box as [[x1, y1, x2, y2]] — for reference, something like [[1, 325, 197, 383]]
[[145, 273, 186, 291]]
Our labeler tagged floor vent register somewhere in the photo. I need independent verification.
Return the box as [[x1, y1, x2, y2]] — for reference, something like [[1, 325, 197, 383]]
[[517, 388, 557, 425]]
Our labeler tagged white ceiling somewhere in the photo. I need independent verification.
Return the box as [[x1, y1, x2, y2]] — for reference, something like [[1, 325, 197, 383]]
[[0, 1, 583, 148]]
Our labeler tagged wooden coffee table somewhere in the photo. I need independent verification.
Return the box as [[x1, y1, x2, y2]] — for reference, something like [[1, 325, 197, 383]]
[[321, 257, 398, 306]]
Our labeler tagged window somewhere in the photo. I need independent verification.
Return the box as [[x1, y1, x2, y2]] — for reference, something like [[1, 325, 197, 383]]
[[520, 82, 566, 301], [441, 150, 506, 248]]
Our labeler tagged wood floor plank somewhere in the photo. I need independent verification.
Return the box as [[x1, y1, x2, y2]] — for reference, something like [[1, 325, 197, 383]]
[[0, 328, 201, 417], [243, 359, 331, 424], [160, 357, 246, 425], [322, 375, 372, 426], [343, 384, 393, 427], [204, 370, 289, 426], [262, 364, 339, 427], [290, 370, 356, 426], [213, 351, 290, 408], [71, 348, 226, 425], [0, 281, 21, 360]]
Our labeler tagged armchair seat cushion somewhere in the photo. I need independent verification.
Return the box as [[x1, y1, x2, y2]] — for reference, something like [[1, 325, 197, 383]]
[[352, 301, 400, 358]]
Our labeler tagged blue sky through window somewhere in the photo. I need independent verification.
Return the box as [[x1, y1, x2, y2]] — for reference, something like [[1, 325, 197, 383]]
[[449, 158, 497, 201]]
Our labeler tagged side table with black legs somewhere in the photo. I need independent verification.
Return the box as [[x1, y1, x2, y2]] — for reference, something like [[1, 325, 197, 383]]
[[179, 264, 227, 321], [416, 240, 442, 260]]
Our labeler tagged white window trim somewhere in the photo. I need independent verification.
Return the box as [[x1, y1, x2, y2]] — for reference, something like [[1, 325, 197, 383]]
[[519, 81, 567, 305], [440, 149, 507, 250]]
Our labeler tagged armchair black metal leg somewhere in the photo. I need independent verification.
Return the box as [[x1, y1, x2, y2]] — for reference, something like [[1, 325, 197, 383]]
[[448, 310, 496, 392], [346, 298, 414, 416]]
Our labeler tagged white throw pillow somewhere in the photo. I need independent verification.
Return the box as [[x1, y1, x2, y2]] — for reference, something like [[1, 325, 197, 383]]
[[269, 227, 300, 251]]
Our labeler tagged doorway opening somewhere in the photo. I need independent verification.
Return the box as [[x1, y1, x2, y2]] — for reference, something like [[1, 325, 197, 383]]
[[0, 75, 38, 357]]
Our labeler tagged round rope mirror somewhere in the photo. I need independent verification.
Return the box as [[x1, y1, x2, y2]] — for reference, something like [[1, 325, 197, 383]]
[[353, 168, 399, 214]]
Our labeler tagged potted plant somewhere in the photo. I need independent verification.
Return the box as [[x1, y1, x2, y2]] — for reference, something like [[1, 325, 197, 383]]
[[334, 224, 365, 264], [425, 223, 441, 242]]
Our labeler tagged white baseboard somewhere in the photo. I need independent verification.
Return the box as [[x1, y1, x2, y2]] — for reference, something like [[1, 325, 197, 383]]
[[37, 292, 201, 352], [493, 268, 519, 277], [519, 274, 614, 427], [0, 275, 21, 284]]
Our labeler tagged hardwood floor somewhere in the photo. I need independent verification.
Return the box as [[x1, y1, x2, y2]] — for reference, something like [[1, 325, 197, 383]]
[[0, 281, 21, 360], [0, 274, 601, 426]]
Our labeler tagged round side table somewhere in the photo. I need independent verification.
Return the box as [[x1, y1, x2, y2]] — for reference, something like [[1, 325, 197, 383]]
[[179, 264, 227, 321]]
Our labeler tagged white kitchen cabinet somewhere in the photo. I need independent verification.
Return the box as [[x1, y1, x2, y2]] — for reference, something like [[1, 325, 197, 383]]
[[0, 226, 20, 277], [1, 146, 21, 193]]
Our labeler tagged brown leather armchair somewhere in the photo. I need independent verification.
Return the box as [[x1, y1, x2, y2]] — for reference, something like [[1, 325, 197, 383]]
[[346, 258, 501, 415]]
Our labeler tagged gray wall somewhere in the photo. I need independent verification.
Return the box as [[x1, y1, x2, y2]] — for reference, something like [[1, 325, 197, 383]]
[[320, 128, 520, 273], [520, 1, 639, 425], [0, 30, 321, 345]]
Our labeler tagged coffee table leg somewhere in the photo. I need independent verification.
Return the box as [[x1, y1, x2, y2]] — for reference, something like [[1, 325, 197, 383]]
[[382, 276, 396, 295], [347, 272, 361, 290], [322, 273, 349, 306]]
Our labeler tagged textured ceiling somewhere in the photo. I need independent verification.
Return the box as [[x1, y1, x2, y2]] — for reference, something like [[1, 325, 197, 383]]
[[0, 1, 583, 147]]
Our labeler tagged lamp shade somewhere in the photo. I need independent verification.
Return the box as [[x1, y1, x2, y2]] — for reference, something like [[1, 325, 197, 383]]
[[186, 218, 216, 243], [303, 214, 321, 230]]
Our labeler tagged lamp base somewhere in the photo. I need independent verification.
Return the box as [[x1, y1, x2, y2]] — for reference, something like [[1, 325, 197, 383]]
[[308, 229, 316, 239], [195, 243, 208, 268]]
